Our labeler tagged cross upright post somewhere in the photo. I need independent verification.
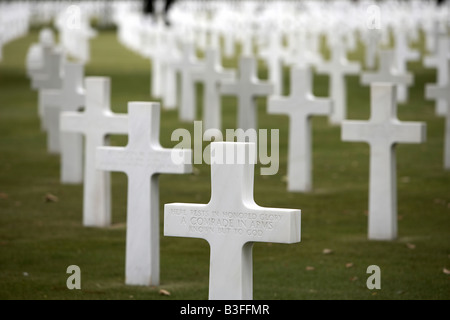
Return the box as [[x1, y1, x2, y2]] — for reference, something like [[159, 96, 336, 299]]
[[426, 59, 450, 169], [424, 35, 450, 115], [60, 77, 128, 227], [192, 48, 235, 132], [361, 49, 413, 104], [220, 57, 274, 131], [268, 66, 331, 192], [173, 42, 203, 122], [41, 62, 85, 183], [342, 83, 426, 240], [96, 102, 192, 285], [316, 41, 360, 125]]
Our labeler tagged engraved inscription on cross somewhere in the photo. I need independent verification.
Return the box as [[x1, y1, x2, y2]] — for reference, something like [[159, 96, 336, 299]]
[[220, 57, 274, 131], [426, 59, 450, 169], [268, 66, 331, 192], [361, 50, 413, 103], [42, 62, 85, 183], [60, 77, 128, 227], [96, 102, 192, 286], [342, 83, 426, 240], [164, 142, 301, 300]]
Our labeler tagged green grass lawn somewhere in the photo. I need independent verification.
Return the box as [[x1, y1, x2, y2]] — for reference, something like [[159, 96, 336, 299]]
[[0, 28, 449, 300]]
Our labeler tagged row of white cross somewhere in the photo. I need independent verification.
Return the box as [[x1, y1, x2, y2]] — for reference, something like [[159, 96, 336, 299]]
[[1, 2, 100, 64], [28, 24, 450, 221], [0, 3, 30, 62], [25, 11, 449, 300], [114, 0, 448, 98], [26, 42, 301, 298]]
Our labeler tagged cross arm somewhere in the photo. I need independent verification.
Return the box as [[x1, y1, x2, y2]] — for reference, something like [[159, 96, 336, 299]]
[[252, 82, 274, 96], [426, 84, 450, 103], [220, 81, 238, 95], [315, 62, 331, 75], [243, 205, 301, 244], [341, 120, 372, 143], [267, 95, 293, 115], [306, 96, 332, 116], [96, 146, 127, 173], [164, 203, 210, 240], [344, 62, 361, 75], [391, 120, 426, 144], [41, 89, 62, 107], [219, 69, 236, 81], [164, 202, 301, 244], [154, 147, 192, 174], [60, 111, 86, 133], [103, 113, 128, 135]]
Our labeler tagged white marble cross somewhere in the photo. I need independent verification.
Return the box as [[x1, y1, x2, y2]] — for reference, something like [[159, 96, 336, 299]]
[[360, 29, 381, 69], [173, 42, 203, 122], [31, 47, 63, 91], [147, 26, 165, 100], [342, 83, 426, 240], [392, 25, 420, 104], [361, 50, 413, 103], [31, 47, 64, 128], [268, 66, 331, 192], [26, 28, 55, 80], [316, 41, 360, 124], [96, 102, 192, 286], [161, 30, 180, 110], [164, 142, 301, 300], [41, 63, 85, 185], [192, 48, 235, 132], [424, 34, 450, 116], [259, 31, 285, 96], [220, 57, 274, 130], [60, 77, 128, 227], [426, 59, 450, 170]]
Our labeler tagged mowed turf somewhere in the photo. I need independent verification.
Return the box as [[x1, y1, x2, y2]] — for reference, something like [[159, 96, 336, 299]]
[[0, 27, 449, 300]]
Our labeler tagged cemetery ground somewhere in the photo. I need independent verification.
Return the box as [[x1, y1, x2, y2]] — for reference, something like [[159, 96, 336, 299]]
[[0, 28, 449, 300]]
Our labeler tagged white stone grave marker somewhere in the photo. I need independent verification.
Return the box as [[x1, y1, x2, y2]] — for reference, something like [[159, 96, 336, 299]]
[[424, 34, 450, 116], [259, 31, 285, 96], [268, 66, 331, 192], [60, 77, 128, 227], [316, 41, 360, 124], [26, 28, 55, 79], [221, 57, 274, 131], [392, 25, 420, 104], [192, 48, 235, 132], [96, 102, 192, 285], [161, 29, 180, 110], [361, 50, 413, 103], [41, 62, 85, 183], [164, 142, 301, 300], [360, 29, 381, 70], [426, 59, 450, 170], [173, 42, 203, 122], [31, 47, 64, 129], [342, 83, 426, 240], [31, 47, 63, 92]]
